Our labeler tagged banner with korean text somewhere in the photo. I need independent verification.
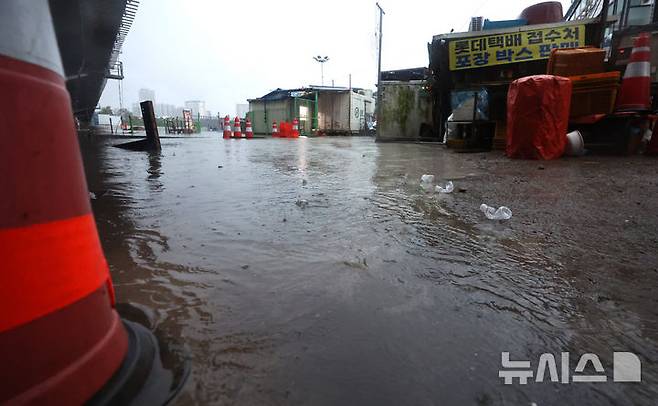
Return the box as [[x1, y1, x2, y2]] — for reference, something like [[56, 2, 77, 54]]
[[448, 25, 586, 70]]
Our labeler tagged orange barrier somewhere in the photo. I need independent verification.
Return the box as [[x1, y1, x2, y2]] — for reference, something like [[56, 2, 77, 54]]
[[279, 121, 292, 138], [568, 71, 620, 117], [547, 47, 605, 77]]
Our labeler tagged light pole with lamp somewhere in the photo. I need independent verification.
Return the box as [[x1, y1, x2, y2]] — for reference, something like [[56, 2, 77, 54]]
[[313, 56, 330, 86]]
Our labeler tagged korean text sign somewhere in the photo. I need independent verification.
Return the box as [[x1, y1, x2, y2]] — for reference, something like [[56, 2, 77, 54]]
[[448, 24, 586, 70]]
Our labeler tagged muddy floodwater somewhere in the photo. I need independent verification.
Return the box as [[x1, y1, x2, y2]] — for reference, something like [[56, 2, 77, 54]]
[[80, 134, 658, 405]]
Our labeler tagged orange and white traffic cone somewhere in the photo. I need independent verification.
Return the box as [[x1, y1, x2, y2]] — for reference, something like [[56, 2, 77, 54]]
[[223, 115, 232, 138], [292, 118, 300, 138], [616, 32, 652, 112], [272, 120, 279, 137], [245, 118, 254, 139], [0, 1, 155, 404], [233, 116, 242, 138]]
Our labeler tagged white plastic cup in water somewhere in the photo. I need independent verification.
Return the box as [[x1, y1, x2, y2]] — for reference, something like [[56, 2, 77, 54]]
[[420, 174, 435, 183], [480, 204, 512, 220], [435, 181, 454, 194]]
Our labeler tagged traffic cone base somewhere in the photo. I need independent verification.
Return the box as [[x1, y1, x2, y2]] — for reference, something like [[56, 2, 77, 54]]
[[1, 284, 127, 404]]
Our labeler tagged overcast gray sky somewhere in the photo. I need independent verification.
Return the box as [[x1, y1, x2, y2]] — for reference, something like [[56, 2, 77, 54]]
[[99, 0, 571, 115]]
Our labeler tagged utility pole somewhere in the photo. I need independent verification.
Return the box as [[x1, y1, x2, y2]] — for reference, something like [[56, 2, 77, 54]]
[[376, 2, 385, 137]]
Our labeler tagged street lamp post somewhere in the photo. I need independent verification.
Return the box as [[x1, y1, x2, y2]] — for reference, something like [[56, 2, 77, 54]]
[[313, 55, 330, 86]]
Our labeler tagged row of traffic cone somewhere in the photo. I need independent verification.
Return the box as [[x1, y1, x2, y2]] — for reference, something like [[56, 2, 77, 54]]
[[222, 115, 253, 139], [221, 117, 300, 138]]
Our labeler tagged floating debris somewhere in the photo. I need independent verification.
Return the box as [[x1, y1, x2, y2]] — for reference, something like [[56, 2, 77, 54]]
[[420, 174, 435, 183], [435, 181, 454, 193], [480, 204, 512, 220]]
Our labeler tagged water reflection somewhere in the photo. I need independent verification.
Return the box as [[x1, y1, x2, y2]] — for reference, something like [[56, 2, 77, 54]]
[[147, 151, 162, 180]]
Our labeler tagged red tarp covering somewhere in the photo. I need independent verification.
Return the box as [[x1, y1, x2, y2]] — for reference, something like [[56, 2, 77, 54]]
[[506, 75, 572, 160]]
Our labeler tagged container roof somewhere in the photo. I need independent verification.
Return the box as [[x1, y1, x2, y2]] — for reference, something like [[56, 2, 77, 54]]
[[308, 85, 349, 91], [250, 88, 304, 101], [249, 86, 370, 102], [381, 67, 428, 82]]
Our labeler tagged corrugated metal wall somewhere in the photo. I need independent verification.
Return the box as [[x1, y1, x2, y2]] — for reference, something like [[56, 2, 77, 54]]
[[248, 99, 291, 134], [317, 91, 375, 134], [249, 98, 315, 135], [317, 92, 350, 132]]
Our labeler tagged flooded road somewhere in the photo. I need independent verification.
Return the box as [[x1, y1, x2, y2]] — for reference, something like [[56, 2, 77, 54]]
[[80, 134, 658, 405]]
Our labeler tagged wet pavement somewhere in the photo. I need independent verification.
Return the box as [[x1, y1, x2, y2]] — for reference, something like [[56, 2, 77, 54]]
[[80, 134, 658, 405]]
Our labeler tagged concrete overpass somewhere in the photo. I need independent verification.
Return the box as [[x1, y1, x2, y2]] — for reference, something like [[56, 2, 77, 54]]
[[49, 0, 138, 125]]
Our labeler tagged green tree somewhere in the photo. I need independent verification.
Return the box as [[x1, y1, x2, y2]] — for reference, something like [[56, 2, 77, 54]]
[[99, 106, 113, 114]]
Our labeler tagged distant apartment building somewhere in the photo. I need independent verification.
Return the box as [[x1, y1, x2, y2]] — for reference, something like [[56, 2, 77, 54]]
[[154, 103, 165, 117], [163, 105, 169, 116], [184, 100, 206, 117], [138, 88, 155, 103], [155, 103, 178, 117]]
